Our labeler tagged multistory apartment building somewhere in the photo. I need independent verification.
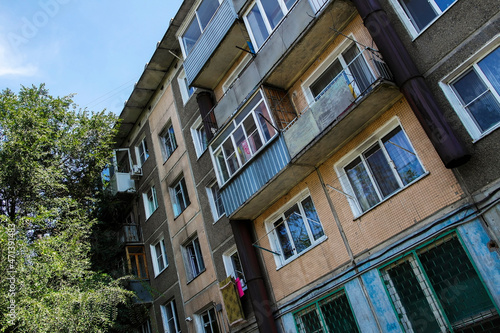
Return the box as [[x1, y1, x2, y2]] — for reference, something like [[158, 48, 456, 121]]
[[108, 0, 500, 332]]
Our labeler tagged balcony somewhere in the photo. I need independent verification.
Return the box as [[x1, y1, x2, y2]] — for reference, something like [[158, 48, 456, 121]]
[[227, 50, 400, 220], [119, 225, 141, 244], [107, 149, 137, 195], [183, 0, 247, 89], [210, 0, 357, 134], [128, 280, 154, 304]]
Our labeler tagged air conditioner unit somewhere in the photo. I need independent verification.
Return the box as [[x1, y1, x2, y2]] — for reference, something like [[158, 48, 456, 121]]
[[131, 165, 142, 179]]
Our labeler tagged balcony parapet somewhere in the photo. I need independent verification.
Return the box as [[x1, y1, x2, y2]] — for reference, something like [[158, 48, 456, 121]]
[[184, 0, 242, 88]]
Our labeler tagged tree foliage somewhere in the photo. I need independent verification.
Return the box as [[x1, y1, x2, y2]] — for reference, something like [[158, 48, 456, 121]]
[[0, 85, 135, 332]]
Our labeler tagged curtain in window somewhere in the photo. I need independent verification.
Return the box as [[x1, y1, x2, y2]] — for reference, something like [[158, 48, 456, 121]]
[[285, 204, 311, 254], [343, 45, 374, 94], [346, 157, 380, 212], [383, 127, 424, 185], [364, 143, 399, 197]]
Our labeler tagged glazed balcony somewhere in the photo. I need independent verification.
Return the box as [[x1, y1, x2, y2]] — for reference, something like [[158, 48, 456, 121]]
[[183, 0, 248, 89], [107, 149, 139, 195], [226, 50, 400, 220], [212, 0, 356, 132]]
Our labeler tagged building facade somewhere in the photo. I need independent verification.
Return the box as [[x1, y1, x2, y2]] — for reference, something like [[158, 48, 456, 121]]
[[109, 0, 500, 332]]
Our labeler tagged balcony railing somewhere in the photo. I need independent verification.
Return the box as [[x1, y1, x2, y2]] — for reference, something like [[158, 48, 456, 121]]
[[284, 48, 393, 158], [119, 225, 141, 244]]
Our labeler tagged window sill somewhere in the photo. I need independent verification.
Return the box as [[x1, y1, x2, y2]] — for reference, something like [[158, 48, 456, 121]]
[[471, 123, 500, 144], [352, 171, 430, 220], [275, 236, 328, 271], [186, 269, 206, 285], [154, 265, 168, 279]]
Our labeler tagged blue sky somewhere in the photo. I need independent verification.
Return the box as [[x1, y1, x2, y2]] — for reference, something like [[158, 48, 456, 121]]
[[0, 0, 183, 115]]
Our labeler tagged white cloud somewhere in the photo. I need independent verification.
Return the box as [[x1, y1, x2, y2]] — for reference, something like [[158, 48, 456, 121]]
[[0, 38, 38, 77]]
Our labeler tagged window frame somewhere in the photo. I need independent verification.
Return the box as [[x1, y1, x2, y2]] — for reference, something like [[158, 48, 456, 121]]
[[170, 176, 191, 217], [265, 191, 326, 268], [179, 0, 222, 58], [161, 300, 181, 333], [335, 118, 426, 217], [159, 122, 178, 162], [191, 116, 208, 157], [136, 136, 149, 166], [301, 38, 375, 105], [150, 238, 168, 277], [197, 307, 220, 333], [243, 0, 298, 51], [440, 38, 500, 141], [379, 231, 499, 332], [183, 236, 206, 282], [125, 246, 149, 279], [143, 185, 159, 219], [222, 54, 252, 93], [222, 246, 247, 290], [210, 90, 278, 186], [207, 181, 225, 222], [178, 69, 195, 104], [293, 288, 360, 333], [389, 0, 458, 38]]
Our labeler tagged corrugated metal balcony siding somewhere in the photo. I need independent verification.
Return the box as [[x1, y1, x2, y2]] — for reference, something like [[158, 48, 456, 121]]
[[184, 0, 238, 85], [221, 135, 291, 216]]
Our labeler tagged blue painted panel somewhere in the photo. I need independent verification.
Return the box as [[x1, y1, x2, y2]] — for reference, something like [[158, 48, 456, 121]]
[[221, 135, 291, 216], [458, 220, 500, 307], [361, 270, 403, 333], [184, 0, 237, 85], [344, 279, 379, 333]]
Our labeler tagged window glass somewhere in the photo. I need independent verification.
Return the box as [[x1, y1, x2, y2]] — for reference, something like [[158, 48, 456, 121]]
[[246, 4, 269, 49], [172, 177, 190, 216], [154, 240, 167, 272], [270, 195, 325, 264], [182, 17, 201, 55], [382, 234, 498, 332], [197, 0, 219, 30], [144, 186, 158, 218], [261, 0, 283, 29], [137, 138, 149, 165], [162, 301, 180, 333], [399, 0, 436, 32], [160, 125, 177, 161], [211, 91, 277, 184], [208, 182, 225, 220], [295, 291, 359, 333], [185, 238, 205, 279], [311, 60, 343, 99], [342, 125, 424, 214], [201, 308, 220, 333], [451, 47, 500, 134]]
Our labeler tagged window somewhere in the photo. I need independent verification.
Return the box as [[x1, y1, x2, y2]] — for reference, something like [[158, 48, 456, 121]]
[[244, 0, 298, 50], [207, 181, 225, 221], [183, 237, 205, 281], [303, 42, 375, 104], [150, 239, 168, 276], [140, 319, 152, 333], [191, 116, 208, 157], [161, 300, 181, 333], [199, 307, 220, 333], [211, 90, 277, 184], [336, 121, 425, 216], [381, 233, 498, 332], [223, 247, 246, 289], [267, 193, 325, 266], [143, 186, 159, 219], [391, 0, 457, 36], [178, 69, 195, 104], [136, 137, 149, 165], [180, 0, 221, 57], [160, 123, 178, 162], [445, 45, 500, 140], [126, 246, 148, 279], [170, 177, 190, 217], [294, 290, 359, 333]]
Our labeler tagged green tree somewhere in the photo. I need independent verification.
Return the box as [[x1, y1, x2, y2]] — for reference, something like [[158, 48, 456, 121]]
[[0, 85, 135, 332]]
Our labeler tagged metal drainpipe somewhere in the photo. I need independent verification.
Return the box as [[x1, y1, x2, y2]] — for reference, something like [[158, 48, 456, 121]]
[[230, 220, 279, 333], [351, 0, 470, 168], [196, 90, 215, 141]]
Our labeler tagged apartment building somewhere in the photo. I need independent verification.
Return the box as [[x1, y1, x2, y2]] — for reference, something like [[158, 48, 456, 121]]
[[108, 0, 500, 332]]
